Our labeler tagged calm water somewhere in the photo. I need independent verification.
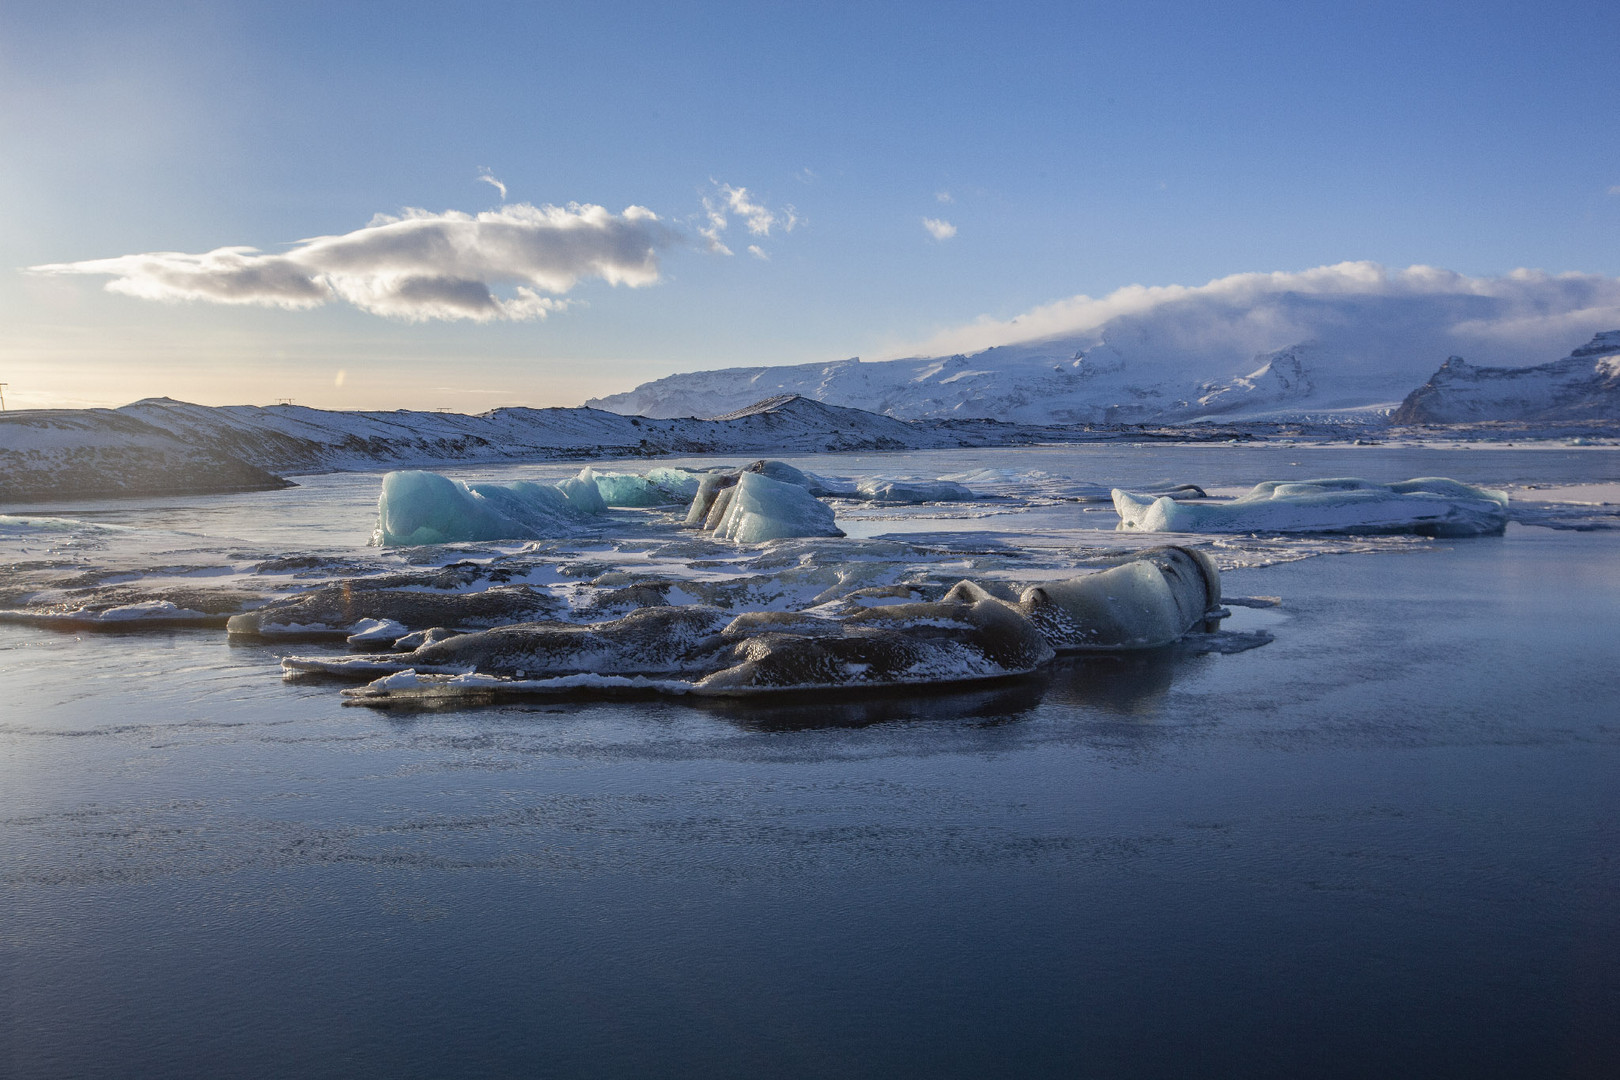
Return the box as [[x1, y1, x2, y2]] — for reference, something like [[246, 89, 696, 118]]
[[2, 445, 1618, 1078]]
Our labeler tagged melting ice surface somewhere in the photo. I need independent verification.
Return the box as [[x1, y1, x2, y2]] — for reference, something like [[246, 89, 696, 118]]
[[1113, 476, 1511, 537]]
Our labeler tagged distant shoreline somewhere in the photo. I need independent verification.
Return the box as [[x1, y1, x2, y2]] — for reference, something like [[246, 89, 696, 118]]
[[3, 395, 1615, 504]]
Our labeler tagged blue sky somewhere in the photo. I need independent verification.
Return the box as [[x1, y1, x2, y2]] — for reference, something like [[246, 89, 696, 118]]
[[3, 0, 1618, 409]]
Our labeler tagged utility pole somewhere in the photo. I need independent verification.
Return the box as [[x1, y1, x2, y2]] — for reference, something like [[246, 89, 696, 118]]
[[0, 383, 8, 411]]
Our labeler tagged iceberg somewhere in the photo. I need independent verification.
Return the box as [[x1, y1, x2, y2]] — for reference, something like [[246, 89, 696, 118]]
[[708, 471, 844, 543], [581, 466, 701, 507], [284, 547, 1227, 704], [684, 467, 845, 543], [371, 470, 607, 546], [854, 478, 975, 503], [292, 594, 1055, 700], [1113, 477, 1509, 537], [1007, 546, 1220, 650]]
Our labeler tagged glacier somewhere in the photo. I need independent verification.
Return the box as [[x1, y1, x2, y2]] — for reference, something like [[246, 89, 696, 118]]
[[1113, 477, 1510, 537]]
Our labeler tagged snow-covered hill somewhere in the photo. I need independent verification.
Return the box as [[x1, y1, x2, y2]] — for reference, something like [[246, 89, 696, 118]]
[[0, 394, 996, 501], [589, 264, 1620, 423], [1392, 332, 1620, 424]]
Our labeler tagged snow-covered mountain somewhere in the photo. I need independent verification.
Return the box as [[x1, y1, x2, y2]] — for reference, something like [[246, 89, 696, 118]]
[[1392, 332, 1620, 424], [0, 394, 1007, 501], [589, 264, 1620, 423]]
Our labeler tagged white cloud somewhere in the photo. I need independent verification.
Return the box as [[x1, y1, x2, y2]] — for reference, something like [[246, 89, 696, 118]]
[[891, 261, 1620, 361], [922, 217, 957, 241], [699, 181, 798, 255], [1608, 184, 1620, 196], [935, 191, 953, 204], [29, 202, 683, 322], [478, 170, 508, 201], [747, 245, 768, 261]]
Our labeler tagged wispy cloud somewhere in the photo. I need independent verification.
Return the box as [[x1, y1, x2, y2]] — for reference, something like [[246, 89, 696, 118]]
[[935, 191, 953, 204], [478, 170, 508, 201], [699, 181, 799, 256], [1608, 184, 1620, 196], [922, 217, 957, 241], [891, 262, 1620, 360], [29, 202, 684, 322], [747, 245, 769, 261]]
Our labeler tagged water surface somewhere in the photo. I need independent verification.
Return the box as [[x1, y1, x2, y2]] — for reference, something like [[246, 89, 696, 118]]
[[2, 445, 1617, 1079]]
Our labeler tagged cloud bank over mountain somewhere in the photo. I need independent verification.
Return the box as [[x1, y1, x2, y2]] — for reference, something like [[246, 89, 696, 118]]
[[591, 263, 1620, 423], [892, 263, 1620, 361]]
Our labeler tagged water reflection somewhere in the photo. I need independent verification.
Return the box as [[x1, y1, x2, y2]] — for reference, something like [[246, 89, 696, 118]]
[[692, 640, 1214, 730], [694, 676, 1051, 731]]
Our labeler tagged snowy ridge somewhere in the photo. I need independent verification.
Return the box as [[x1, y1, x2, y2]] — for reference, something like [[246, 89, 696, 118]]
[[0, 393, 1011, 501], [589, 266, 1620, 424], [1391, 333, 1620, 423]]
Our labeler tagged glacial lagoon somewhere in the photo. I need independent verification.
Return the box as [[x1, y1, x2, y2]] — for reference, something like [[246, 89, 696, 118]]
[[2, 441, 1617, 1079]]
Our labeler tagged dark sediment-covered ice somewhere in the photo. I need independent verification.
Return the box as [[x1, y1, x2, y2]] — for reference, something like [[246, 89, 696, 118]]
[[284, 546, 1226, 705], [227, 583, 562, 639]]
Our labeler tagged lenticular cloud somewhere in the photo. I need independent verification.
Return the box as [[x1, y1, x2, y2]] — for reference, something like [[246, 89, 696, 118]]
[[29, 202, 682, 322]]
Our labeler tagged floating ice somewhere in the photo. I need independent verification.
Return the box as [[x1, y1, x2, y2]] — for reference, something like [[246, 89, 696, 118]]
[[1113, 477, 1509, 537], [346, 617, 409, 648], [0, 599, 226, 630], [685, 469, 844, 543], [581, 466, 701, 507], [371, 470, 607, 546], [854, 478, 975, 503], [694, 594, 1053, 694], [226, 583, 560, 639], [284, 546, 1227, 704], [1010, 546, 1220, 649], [745, 459, 817, 490], [294, 594, 1056, 702]]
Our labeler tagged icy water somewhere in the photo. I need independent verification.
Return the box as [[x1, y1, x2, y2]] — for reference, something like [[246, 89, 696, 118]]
[[2, 444, 1618, 1079]]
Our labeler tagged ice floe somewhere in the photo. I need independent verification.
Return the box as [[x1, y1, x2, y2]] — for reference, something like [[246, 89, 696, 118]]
[[1113, 477, 1509, 537], [854, 478, 975, 503], [372, 470, 609, 546], [1011, 546, 1221, 649], [281, 545, 1228, 704]]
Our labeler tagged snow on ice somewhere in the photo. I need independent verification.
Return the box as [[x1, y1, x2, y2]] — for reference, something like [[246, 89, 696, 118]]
[[1113, 477, 1509, 537]]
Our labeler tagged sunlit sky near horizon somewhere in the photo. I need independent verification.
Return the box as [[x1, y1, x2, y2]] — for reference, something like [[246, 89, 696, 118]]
[[3, 0, 1619, 411]]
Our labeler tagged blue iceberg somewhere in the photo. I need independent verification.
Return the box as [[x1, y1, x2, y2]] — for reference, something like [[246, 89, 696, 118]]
[[372, 470, 607, 546]]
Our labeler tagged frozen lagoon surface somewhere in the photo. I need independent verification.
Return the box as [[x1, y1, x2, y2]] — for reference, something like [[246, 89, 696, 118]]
[[2, 443, 1618, 1079]]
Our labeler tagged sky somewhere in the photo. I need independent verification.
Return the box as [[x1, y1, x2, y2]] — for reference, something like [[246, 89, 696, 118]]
[[2, 0, 1619, 411]]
